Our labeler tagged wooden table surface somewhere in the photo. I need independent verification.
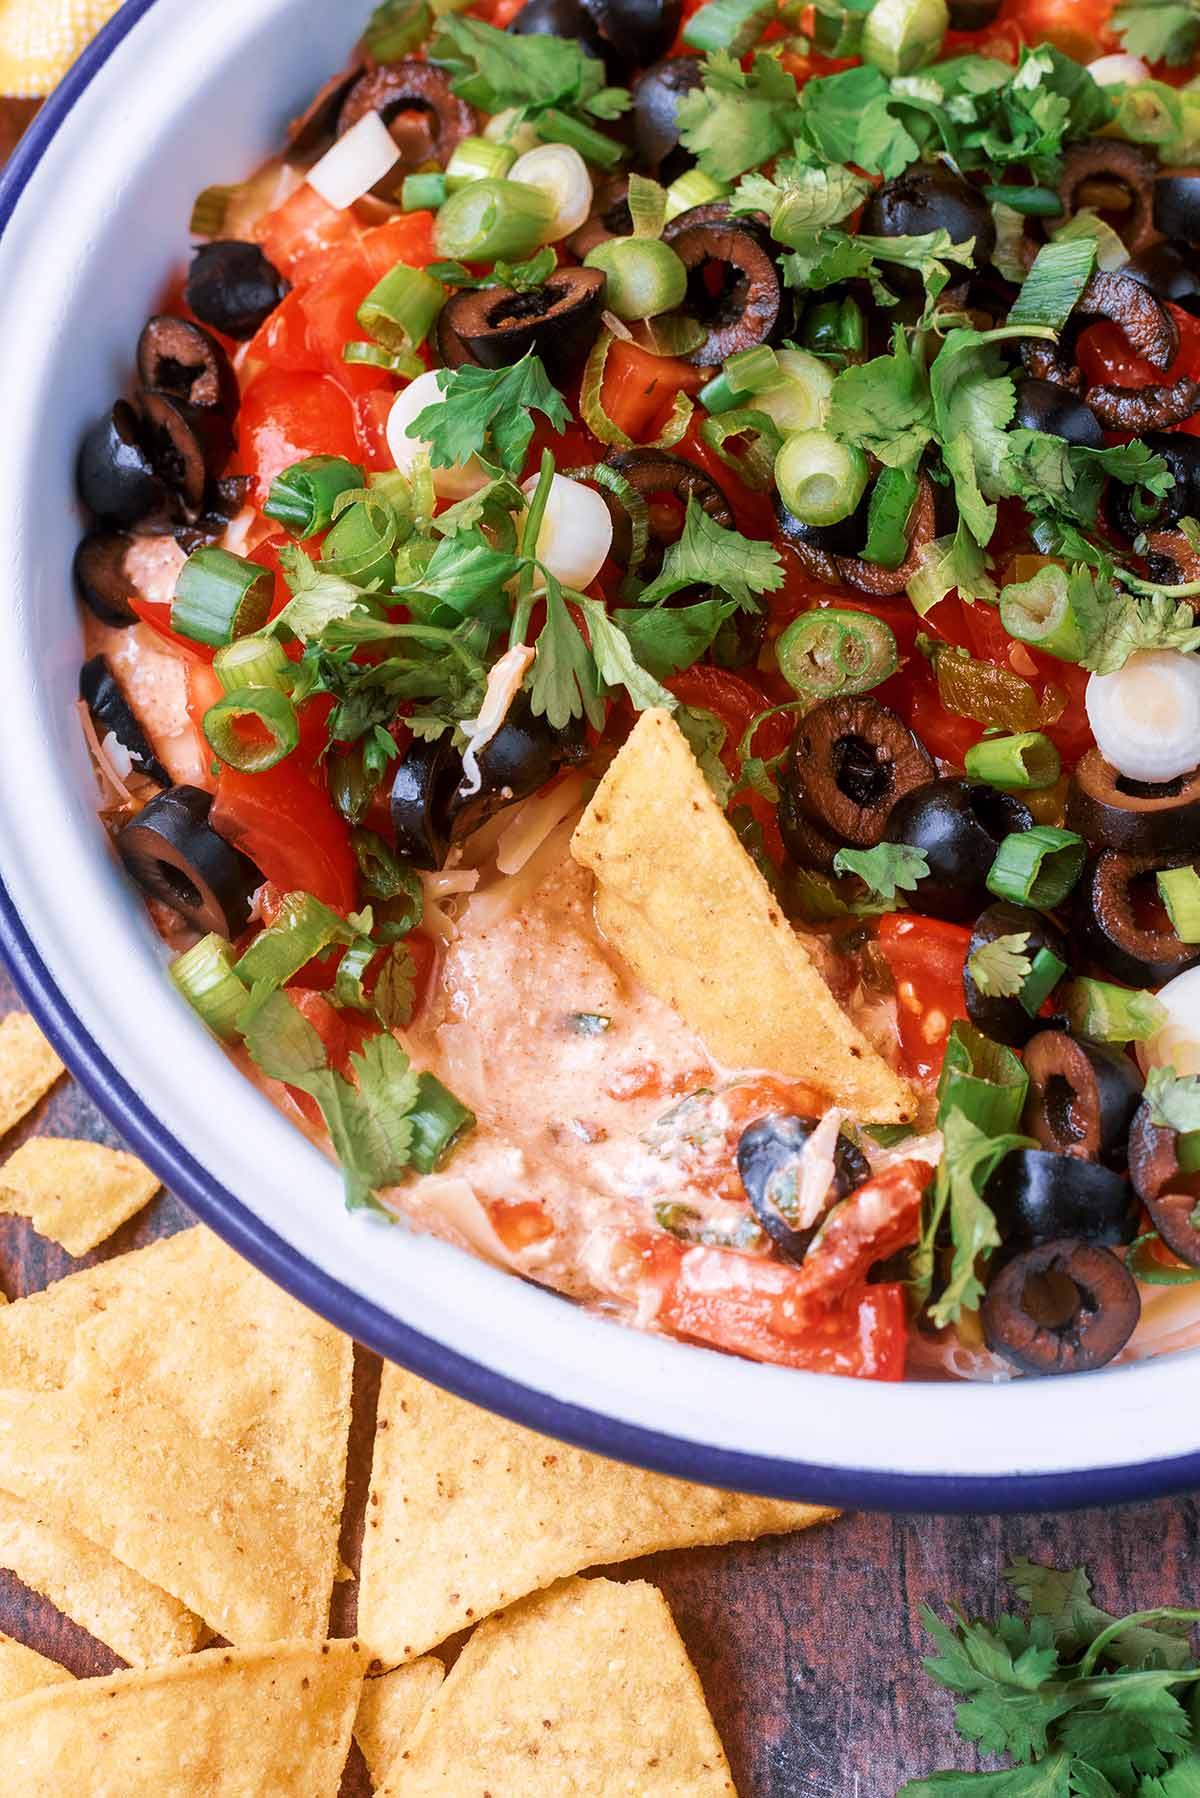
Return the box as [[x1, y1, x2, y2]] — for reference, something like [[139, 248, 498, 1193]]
[[1, 93, 1197, 1798]]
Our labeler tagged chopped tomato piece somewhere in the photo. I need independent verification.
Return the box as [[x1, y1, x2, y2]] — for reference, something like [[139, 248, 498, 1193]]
[[487, 1199, 556, 1252], [297, 248, 383, 396], [359, 210, 438, 278], [597, 340, 707, 445], [245, 286, 321, 375], [356, 388, 399, 471], [1001, 0, 1115, 59], [281, 989, 376, 1128], [876, 913, 970, 1083], [236, 368, 363, 506], [254, 183, 357, 284]]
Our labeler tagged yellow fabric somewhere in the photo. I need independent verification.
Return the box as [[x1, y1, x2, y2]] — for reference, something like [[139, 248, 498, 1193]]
[[0, 0, 123, 99]]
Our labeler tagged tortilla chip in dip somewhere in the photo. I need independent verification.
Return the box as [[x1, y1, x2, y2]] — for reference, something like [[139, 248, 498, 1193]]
[[357, 1365, 835, 1665], [377, 1577, 735, 1796], [0, 1637, 364, 1797], [571, 709, 914, 1123], [0, 1013, 64, 1140], [0, 1488, 204, 1666], [355, 1659, 445, 1788], [0, 1228, 352, 1643], [0, 1632, 71, 1705], [0, 1138, 160, 1255]]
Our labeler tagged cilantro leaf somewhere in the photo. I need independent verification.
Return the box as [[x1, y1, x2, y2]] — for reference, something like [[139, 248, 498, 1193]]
[[635, 498, 784, 610], [428, 247, 558, 292], [1113, 0, 1200, 65], [918, 1603, 1070, 1764], [675, 703, 734, 806], [395, 528, 521, 627], [269, 547, 372, 643], [529, 582, 604, 732], [1005, 1563, 1196, 1672], [1144, 1065, 1200, 1133], [411, 353, 571, 477], [373, 943, 418, 1030], [832, 841, 929, 902], [577, 597, 677, 714], [825, 327, 934, 469], [915, 1108, 1031, 1325], [612, 596, 735, 679], [1083, 590, 1200, 675], [731, 159, 871, 240], [427, 15, 628, 122], [675, 49, 804, 182], [908, 523, 998, 618], [930, 328, 1022, 536], [794, 63, 919, 173], [968, 933, 1033, 999]]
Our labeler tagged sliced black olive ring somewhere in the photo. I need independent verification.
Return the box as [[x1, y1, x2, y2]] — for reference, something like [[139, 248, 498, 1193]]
[[736, 1114, 870, 1263], [631, 55, 703, 181], [782, 696, 936, 866], [1058, 139, 1158, 256], [1022, 1030, 1143, 1167], [1021, 271, 1177, 394], [77, 401, 167, 527], [1123, 241, 1200, 319], [1129, 1101, 1200, 1268], [139, 391, 234, 517], [776, 478, 942, 600], [136, 316, 236, 414], [1077, 850, 1200, 987], [981, 1237, 1141, 1375], [285, 61, 364, 159], [436, 268, 607, 386], [74, 531, 145, 627], [1153, 172, 1200, 242], [185, 241, 290, 342], [117, 787, 263, 938], [963, 901, 1069, 1047], [983, 1148, 1135, 1248], [578, 0, 684, 69], [884, 778, 1033, 924], [338, 61, 476, 184], [1066, 747, 1200, 857], [1106, 429, 1200, 541], [80, 656, 171, 789], [604, 447, 733, 581], [661, 211, 782, 365]]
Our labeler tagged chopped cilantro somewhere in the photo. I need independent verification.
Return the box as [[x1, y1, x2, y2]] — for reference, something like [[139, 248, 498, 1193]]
[[569, 1012, 611, 1035], [675, 49, 805, 182], [613, 597, 736, 680], [634, 498, 785, 611], [427, 16, 629, 125], [731, 159, 871, 238], [824, 327, 934, 469], [675, 703, 734, 807], [832, 842, 929, 902], [428, 247, 558, 291], [411, 353, 571, 477], [967, 933, 1033, 999], [912, 1107, 1030, 1326], [1113, 0, 1200, 65], [529, 582, 605, 732], [577, 597, 677, 714]]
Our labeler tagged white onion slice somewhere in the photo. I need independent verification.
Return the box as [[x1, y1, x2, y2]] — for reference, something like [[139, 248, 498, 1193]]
[[1085, 651, 1200, 784], [1087, 52, 1151, 85], [306, 112, 399, 211], [387, 370, 488, 500], [1139, 964, 1200, 1076], [521, 472, 613, 589], [508, 144, 593, 242], [458, 644, 536, 798]]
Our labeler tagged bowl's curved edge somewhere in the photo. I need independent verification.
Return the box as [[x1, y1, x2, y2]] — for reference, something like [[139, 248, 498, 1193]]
[[3, 0, 1198, 1514]]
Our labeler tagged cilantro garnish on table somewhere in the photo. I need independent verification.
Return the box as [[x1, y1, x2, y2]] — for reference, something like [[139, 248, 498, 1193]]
[[899, 1562, 1200, 1795]]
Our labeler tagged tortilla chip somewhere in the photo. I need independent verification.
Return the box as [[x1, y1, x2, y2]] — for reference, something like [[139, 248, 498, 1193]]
[[355, 1659, 445, 1788], [571, 709, 914, 1122], [0, 1632, 71, 1705], [0, 1488, 204, 1665], [0, 1013, 64, 1139], [0, 1228, 353, 1642], [378, 1577, 734, 1796], [0, 1138, 160, 1255], [358, 1366, 835, 1665], [0, 1637, 364, 1797]]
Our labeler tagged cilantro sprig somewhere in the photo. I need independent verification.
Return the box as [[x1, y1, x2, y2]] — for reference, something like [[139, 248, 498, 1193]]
[[411, 352, 572, 477], [427, 16, 629, 132]]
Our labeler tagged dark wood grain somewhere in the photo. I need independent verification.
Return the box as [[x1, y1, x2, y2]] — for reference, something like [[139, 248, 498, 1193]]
[[2, 94, 1199, 1798]]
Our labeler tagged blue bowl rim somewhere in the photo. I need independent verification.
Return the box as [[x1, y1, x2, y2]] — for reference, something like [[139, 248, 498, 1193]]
[[2, 0, 1197, 1513]]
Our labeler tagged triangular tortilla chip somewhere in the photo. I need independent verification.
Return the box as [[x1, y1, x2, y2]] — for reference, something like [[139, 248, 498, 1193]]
[[358, 1366, 835, 1664], [0, 1012, 64, 1138], [0, 1228, 352, 1642], [0, 1631, 71, 1704], [378, 1577, 735, 1796], [571, 708, 914, 1122], [0, 1488, 204, 1665], [0, 1637, 364, 1797], [0, 1138, 160, 1255], [355, 1659, 444, 1789]]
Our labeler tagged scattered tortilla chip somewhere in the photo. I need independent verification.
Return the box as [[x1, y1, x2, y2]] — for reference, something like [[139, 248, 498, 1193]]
[[378, 1577, 735, 1796], [0, 1632, 71, 1704], [571, 709, 914, 1122], [355, 1659, 445, 1788], [358, 1366, 835, 1665], [0, 1013, 64, 1139], [0, 1488, 204, 1665], [0, 1228, 353, 1642], [0, 1138, 160, 1255], [0, 1637, 364, 1797]]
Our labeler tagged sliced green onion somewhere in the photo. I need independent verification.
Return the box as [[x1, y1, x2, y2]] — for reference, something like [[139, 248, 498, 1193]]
[[402, 172, 447, 212], [1179, 1131, 1200, 1174], [213, 635, 291, 695], [964, 731, 1061, 790], [998, 565, 1088, 664], [1062, 977, 1166, 1043], [189, 184, 236, 238], [1127, 1232, 1200, 1286], [482, 107, 541, 153], [1008, 237, 1097, 331], [753, 349, 834, 434], [982, 184, 1064, 218], [1158, 865, 1200, 943], [318, 495, 400, 588], [775, 429, 869, 528], [800, 295, 866, 357], [535, 107, 623, 170], [684, 0, 774, 54], [565, 462, 651, 591], [1052, 205, 1130, 273], [664, 168, 730, 224], [169, 935, 247, 1039], [235, 891, 348, 992], [445, 135, 517, 188], [358, 261, 445, 353], [862, 465, 919, 570], [583, 237, 687, 320], [627, 172, 668, 241], [364, 0, 434, 60], [1020, 945, 1068, 1017], [861, 0, 948, 76], [407, 1072, 476, 1173], [936, 1020, 1028, 1135], [171, 547, 274, 648], [812, 4, 866, 55], [776, 607, 898, 701], [698, 345, 780, 415], [264, 455, 365, 538], [699, 408, 783, 491], [343, 341, 424, 378], [434, 177, 555, 262], [203, 688, 300, 774], [352, 829, 424, 928], [580, 331, 693, 449], [986, 825, 1086, 909]]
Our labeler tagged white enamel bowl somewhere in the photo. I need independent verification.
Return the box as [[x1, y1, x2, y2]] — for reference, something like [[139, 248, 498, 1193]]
[[0, 0, 1195, 1508]]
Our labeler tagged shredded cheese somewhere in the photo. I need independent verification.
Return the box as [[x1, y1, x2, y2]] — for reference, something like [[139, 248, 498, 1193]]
[[458, 645, 535, 800]]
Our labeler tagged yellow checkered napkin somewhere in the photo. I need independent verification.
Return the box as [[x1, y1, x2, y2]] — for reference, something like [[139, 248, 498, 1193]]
[[0, 0, 123, 98]]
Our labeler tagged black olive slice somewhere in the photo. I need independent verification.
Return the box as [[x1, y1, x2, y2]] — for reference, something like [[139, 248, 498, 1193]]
[[137, 316, 236, 414], [1088, 375, 1200, 433], [775, 491, 865, 572], [984, 1148, 1134, 1248], [1022, 270, 1177, 395], [1022, 1030, 1143, 1166], [604, 448, 733, 579], [80, 656, 170, 789], [778, 780, 845, 873], [74, 532, 141, 626], [440, 269, 607, 386], [787, 696, 937, 857], [566, 177, 632, 260], [860, 167, 996, 289], [736, 1113, 870, 1263], [1014, 377, 1105, 448], [947, 0, 1001, 23], [660, 217, 781, 365], [184, 241, 290, 342], [286, 61, 364, 159], [140, 392, 234, 515], [77, 401, 167, 527], [1059, 140, 1158, 255], [631, 55, 702, 179], [512, 0, 604, 49], [1077, 850, 1200, 987], [1067, 747, 1200, 856], [1153, 173, 1200, 243], [1129, 1101, 1200, 1267], [981, 1237, 1140, 1374], [885, 779, 1032, 924], [1124, 241, 1200, 318], [836, 477, 940, 598], [390, 733, 464, 871], [1105, 430, 1200, 540], [117, 787, 262, 936], [579, 0, 683, 66], [1144, 525, 1200, 586], [338, 62, 476, 182], [963, 901, 1069, 1046]]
